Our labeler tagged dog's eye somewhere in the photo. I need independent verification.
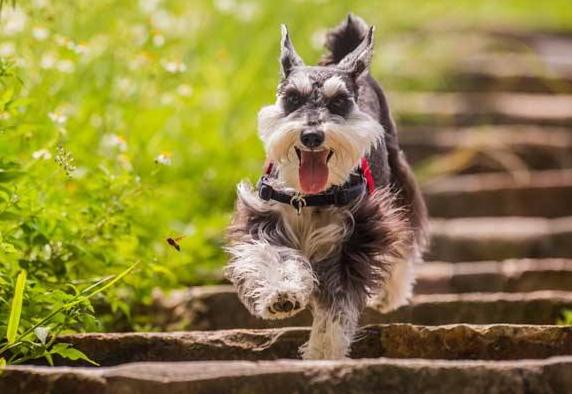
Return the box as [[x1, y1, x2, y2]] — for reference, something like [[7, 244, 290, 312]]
[[328, 95, 351, 116], [283, 91, 304, 113]]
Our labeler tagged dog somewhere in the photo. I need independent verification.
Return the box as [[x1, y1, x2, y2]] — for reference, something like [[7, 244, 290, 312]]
[[226, 14, 428, 359]]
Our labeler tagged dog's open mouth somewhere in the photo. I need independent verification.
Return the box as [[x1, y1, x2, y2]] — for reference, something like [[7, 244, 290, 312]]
[[295, 147, 334, 194]]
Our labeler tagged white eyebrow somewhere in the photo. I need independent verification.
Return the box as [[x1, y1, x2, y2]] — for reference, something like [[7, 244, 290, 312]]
[[323, 75, 348, 97], [288, 73, 312, 95]]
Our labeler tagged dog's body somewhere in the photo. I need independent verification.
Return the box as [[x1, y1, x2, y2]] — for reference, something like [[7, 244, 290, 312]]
[[226, 15, 428, 359]]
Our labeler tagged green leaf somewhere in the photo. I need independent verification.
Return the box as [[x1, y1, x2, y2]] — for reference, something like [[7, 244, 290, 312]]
[[0, 170, 25, 183], [0, 357, 5, 369], [50, 343, 99, 366], [6, 270, 26, 344]]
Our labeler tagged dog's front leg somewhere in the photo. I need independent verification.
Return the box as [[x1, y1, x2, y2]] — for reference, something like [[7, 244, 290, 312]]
[[226, 241, 316, 320], [301, 297, 361, 360], [300, 255, 367, 359]]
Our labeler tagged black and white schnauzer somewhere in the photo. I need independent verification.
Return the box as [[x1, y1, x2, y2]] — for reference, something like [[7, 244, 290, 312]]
[[226, 15, 428, 359]]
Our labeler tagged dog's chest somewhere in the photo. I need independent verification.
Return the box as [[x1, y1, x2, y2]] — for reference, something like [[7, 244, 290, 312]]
[[279, 205, 350, 262]]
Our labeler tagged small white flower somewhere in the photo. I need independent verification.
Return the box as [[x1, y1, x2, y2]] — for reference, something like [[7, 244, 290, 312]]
[[56, 59, 75, 73], [69, 42, 88, 55], [139, 0, 161, 13], [155, 152, 172, 166], [32, 149, 52, 160], [32, 26, 50, 41], [54, 34, 69, 47], [161, 59, 187, 74], [177, 84, 193, 97], [235, 2, 259, 22], [48, 111, 67, 125], [100, 133, 128, 153], [0, 42, 15, 57], [152, 34, 165, 47], [70, 166, 87, 179], [40, 53, 57, 69], [2, 8, 28, 35], [34, 327, 50, 345]]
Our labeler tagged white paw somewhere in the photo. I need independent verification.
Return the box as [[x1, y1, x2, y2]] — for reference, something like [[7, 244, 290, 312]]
[[257, 291, 306, 320]]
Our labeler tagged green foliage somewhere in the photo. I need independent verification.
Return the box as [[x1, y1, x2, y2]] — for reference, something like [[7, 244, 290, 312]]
[[0, 0, 570, 366], [6, 270, 25, 344], [558, 310, 572, 325]]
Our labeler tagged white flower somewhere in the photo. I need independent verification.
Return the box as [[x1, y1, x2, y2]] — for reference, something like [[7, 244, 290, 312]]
[[155, 152, 172, 166], [0, 42, 15, 57], [32, 149, 52, 160], [2, 8, 28, 35], [48, 111, 67, 125], [34, 327, 50, 345], [32, 26, 50, 41], [161, 59, 187, 74], [56, 59, 75, 73], [69, 42, 88, 55], [235, 2, 259, 22], [40, 53, 57, 69], [177, 84, 193, 97], [152, 34, 165, 47], [100, 133, 128, 153], [139, 0, 161, 13]]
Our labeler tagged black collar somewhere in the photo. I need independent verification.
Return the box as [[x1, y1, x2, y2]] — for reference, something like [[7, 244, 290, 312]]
[[257, 173, 366, 213]]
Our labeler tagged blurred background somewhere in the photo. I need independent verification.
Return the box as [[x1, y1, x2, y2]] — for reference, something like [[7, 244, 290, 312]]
[[1, 0, 571, 342]]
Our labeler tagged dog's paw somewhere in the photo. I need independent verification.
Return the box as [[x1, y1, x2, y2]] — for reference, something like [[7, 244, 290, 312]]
[[258, 291, 305, 320]]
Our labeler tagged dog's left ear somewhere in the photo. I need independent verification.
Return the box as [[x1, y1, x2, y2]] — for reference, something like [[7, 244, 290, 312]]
[[337, 26, 374, 79], [280, 24, 304, 78]]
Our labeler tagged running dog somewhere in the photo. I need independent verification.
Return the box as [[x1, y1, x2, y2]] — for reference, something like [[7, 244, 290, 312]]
[[226, 14, 428, 359]]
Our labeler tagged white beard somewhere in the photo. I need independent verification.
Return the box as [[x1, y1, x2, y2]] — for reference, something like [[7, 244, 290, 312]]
[[257, 103, 384, 192]]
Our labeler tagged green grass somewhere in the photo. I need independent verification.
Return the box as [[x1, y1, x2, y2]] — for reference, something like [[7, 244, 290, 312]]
[[0, 0, 571, 363]]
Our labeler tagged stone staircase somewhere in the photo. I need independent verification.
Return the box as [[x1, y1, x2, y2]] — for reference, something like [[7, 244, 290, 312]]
[[3, 29, 572, 394]]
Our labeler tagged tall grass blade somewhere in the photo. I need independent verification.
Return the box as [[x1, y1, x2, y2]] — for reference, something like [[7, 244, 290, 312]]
[[6, 270, 26, 344]]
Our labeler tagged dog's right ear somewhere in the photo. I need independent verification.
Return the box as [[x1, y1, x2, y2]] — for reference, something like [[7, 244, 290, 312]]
[[280, 24, 304, 79]]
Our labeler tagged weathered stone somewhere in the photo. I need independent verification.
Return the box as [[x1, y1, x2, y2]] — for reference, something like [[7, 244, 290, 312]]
[[423, 170, 572, 218], [49, 324, 572, 367], [429, 216, 572, 261], [4, 357, 572, 394], [392, 92, 572, 127], [416, 259, 572, 293], [401, 125, 572, 171], [144, 286, 572, 330]]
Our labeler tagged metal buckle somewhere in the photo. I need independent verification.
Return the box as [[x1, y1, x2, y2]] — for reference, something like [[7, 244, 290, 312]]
[[290, 193, 307, 215]]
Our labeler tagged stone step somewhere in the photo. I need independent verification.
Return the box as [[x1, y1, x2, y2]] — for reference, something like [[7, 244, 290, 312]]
[[4, 357, 572, 394], [453, 67, 572, 94], [423, 170, 572, 218], [43, 324, 572, 366], [416, 259, 572, 294], [429, 216, 572, 261], [148, 286, 572, 331], [452, 52, 572, 93], [392, 92, 572, 127], [400, 125, 572, 171]]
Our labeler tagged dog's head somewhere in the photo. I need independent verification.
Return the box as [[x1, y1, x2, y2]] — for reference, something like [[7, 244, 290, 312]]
[[258, 25, 383, 194]]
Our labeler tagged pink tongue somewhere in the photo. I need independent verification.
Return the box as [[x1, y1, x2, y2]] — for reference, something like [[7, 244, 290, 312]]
[[299, 150, 329, 194]]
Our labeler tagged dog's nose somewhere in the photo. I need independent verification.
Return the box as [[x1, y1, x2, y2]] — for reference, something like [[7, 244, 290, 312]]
[[273, 300, 294, 313], [300, 130, 324, 149]]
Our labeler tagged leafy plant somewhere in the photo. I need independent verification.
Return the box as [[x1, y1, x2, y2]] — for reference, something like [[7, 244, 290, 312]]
[[558, 309, 572, 325], [0, 262, 138, 366]]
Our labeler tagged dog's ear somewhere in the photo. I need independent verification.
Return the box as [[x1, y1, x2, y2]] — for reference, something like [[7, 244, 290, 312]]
[[337, 25, 374, 79], [280, 24, 304, 78]]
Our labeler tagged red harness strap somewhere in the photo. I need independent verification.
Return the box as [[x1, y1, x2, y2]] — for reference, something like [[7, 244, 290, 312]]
[[360, 157, 375, 194]]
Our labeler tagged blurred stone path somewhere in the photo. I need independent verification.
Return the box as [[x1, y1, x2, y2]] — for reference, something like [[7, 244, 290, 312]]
[[3, 28, 572, 394]]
